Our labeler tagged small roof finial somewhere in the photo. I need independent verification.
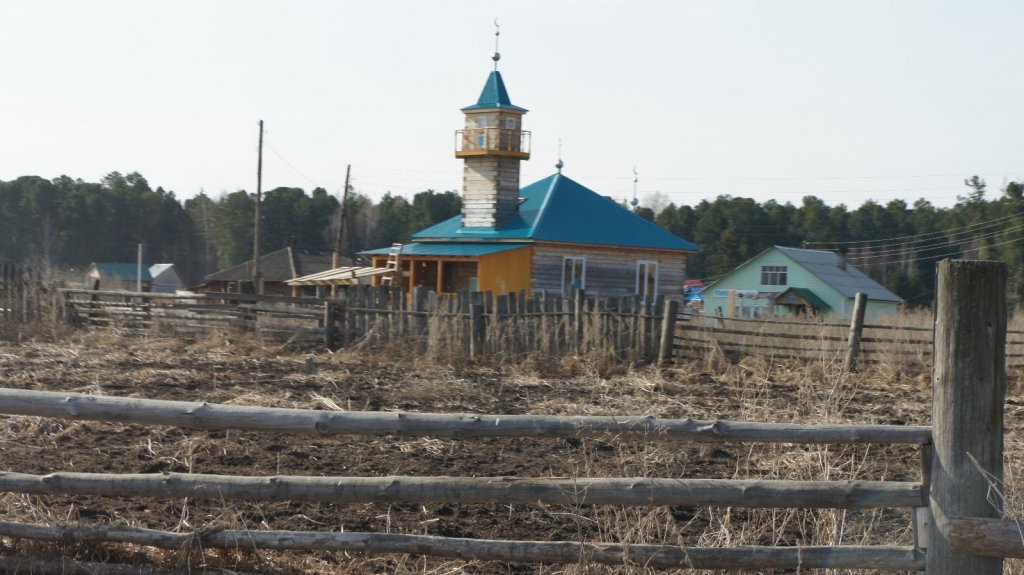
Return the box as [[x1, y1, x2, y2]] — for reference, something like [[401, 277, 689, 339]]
[[492, 18, 501, 70], [556, 138, 564, 173], [631, 166, 639, 209]]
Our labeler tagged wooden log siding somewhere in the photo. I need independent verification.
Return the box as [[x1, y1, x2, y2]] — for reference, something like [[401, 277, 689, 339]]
[[0, 521, 925, 570], [0, 388, 932, 444], [530, 243, 687, 299], [0, 472, 924, 509]]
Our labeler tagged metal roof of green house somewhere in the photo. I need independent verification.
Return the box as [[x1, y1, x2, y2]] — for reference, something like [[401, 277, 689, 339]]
[[90, 263, 152, 281], [461, 71, 528, 112], [411, 173, 699, 252], [774, 246, 903, 302], [363, 243, 530, 257]]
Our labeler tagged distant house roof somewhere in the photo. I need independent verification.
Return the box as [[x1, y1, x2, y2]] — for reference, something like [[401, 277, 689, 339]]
[[148, 263, 175, 278], [205, 247, 336, 283], [411, 173, 699, 252], [363, 243, 529, 257], [773, 246, 902, 302], [461, 71, 528, 112], [89, 263, 152, 282]]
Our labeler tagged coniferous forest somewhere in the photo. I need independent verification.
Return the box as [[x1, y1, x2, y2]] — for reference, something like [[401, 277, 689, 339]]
[[1, 171, 1021, 307]]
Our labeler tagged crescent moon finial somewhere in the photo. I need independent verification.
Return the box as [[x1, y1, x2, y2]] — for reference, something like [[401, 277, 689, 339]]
[[492, 18, 501, 70]]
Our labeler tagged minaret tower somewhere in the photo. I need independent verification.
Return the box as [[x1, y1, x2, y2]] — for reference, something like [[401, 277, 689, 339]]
[[455, 23, 531, 228]]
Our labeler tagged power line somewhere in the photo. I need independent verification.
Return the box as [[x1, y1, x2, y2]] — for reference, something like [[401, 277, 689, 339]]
[[807, 211, 1023, 248], [263, 140, 323, 190], [842, 222, 1024, 262], [576, 170, 1024, 182], [844, 232, 1024, 266]]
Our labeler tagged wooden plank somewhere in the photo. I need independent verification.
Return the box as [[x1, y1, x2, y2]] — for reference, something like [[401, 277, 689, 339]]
[[0, 388, 932, 444], [928, 260, 1007, 574], [0, 520, 923, 570], [0, 471, 923, 509]]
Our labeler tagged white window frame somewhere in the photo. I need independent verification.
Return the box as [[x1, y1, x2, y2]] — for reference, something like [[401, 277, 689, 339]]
[[636, 260, 659, 297], [760, 265, 788, 286], [561, 256, 587, 296]]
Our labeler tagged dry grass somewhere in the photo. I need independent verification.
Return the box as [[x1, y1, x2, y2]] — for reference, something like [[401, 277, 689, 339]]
[[0, 316, 1022, 574]]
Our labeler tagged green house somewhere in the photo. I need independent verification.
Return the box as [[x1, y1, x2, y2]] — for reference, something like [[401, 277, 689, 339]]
[[701, 246, 903, 320]]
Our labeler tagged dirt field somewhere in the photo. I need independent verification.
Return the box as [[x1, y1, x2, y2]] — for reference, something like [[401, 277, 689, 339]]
[[1, 330, 1022, 574]]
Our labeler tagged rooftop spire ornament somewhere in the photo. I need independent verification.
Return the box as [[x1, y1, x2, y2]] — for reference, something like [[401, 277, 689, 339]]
[[556, 138, 564, 173], [492, 18, 501, 70], [631, 166, 640, 209]]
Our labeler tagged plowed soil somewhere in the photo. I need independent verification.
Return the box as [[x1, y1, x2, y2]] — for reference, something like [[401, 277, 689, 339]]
[[1, 332, 1020, 574]]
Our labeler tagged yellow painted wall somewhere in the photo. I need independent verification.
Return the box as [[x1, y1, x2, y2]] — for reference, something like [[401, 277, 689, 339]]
[[478, 247, 532, 294]]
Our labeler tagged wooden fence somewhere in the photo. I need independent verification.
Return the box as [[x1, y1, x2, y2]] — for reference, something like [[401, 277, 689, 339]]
[[0, 263, 50, 325], [0, 260, 1018, 572], [62, 284, 1024, 370], [676, 299, 1024, 369], [62, 285, 677, 363]]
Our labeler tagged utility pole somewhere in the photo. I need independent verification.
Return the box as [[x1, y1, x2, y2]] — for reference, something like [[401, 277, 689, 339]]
[[136, 243, 143, 293], [332, 164, 351, 298], [252, 120, 264, 295]]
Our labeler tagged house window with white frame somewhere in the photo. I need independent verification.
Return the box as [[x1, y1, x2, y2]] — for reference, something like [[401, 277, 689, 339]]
[[636, 260, 658, 297], [761, 265, 787, 286], [562, 256, 586, 296]]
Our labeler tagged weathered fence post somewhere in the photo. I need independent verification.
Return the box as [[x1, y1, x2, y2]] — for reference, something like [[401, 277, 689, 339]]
[[573, 289, 585, 352], [469, 303, 485, 358], [841, 292, 868, 373], [323, 302, 337, 350], [927, 259, 1006, 574], [658, 299, 679, 367], [412, 285, 428, 341]]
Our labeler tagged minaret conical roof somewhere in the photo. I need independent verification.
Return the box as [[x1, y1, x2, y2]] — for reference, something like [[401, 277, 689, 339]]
[[461, 71, 528, 112]]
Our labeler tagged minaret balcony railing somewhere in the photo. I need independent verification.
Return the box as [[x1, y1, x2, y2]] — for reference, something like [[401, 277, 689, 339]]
[[454, 128, 531, 159]]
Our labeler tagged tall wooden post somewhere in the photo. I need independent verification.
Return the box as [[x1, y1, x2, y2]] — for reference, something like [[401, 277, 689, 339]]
[[252, 119, 264, 295], [573, 289, 585, 352], [469, 303, 485, 358], [323, 302, 337, 350], [842, 292, 868, 373], [928, 259, 1006, 574], [658, 299, 679, 367], [331, 164, 351, 298]]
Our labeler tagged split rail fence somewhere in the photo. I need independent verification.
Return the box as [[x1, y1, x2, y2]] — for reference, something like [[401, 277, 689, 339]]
[[0, 260, 1019, 572]]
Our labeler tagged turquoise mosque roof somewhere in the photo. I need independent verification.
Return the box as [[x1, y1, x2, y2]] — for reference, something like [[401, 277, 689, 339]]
[[461, 71, 528, 112], [411, 173, 699, 252]]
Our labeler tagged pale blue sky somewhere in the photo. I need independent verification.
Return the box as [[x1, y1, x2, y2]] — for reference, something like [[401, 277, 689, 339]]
[[2, 1, 1022, 209]]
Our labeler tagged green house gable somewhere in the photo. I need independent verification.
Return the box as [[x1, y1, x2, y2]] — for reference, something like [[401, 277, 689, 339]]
[[701, 246, 902, 320]]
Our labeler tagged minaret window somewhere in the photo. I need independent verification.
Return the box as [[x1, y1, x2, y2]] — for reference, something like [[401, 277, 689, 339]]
[[505, 118, 517, 129]]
